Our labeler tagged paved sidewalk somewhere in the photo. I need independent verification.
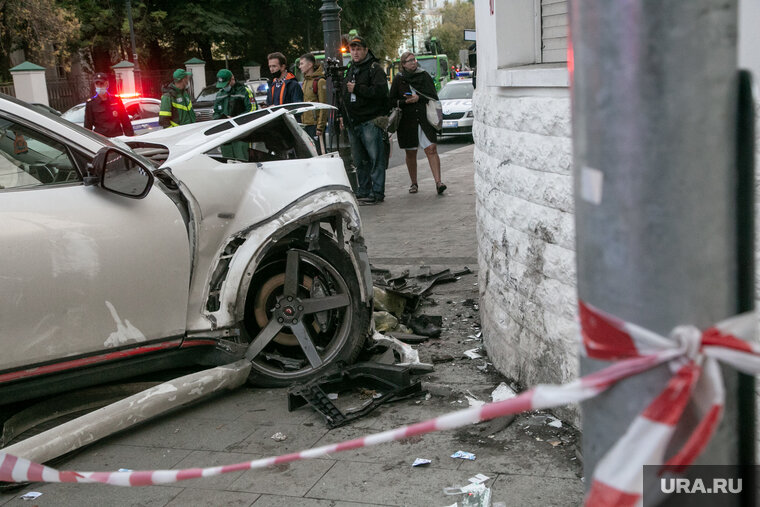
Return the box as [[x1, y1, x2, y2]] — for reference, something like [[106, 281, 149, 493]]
[[0, 146, 583, 506]]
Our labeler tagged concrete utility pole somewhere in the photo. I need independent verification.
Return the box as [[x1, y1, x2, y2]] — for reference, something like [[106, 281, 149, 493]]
[[125, 0, 141, 94], [571, 0, 754, 502]]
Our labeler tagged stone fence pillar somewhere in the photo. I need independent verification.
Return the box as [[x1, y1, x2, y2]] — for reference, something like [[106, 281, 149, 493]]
[[111, 60, 136, 96], [9, 62, 48, 106], [184, 57, 206, 98]]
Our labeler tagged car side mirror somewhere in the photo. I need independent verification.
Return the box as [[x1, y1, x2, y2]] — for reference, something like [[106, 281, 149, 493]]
[[92, 147, 153, 199]]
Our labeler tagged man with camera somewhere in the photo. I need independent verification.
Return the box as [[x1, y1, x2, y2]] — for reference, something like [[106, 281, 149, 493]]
[[342, 35, 389, 205]]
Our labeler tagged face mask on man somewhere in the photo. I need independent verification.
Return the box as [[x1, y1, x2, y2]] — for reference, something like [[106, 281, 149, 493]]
[[223, 85, 231, 92], [95, 87, 107, 95]]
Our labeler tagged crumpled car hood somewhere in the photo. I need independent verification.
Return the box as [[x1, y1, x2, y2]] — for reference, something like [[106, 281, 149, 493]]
[[121, 103, 336, 168]]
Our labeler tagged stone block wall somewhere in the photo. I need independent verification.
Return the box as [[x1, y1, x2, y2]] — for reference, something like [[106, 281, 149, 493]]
[[472, 89, 578, 423]]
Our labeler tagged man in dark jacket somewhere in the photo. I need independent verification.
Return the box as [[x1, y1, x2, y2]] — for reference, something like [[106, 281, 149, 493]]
[[159, 69, 196, 128], [266, 52, 303, 106], [83, 73, 134, 137], [342, 35, 389, 204]]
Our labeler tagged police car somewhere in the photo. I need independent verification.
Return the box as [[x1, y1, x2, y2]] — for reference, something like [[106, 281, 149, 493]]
[[61, 95, 163, 136], [438, 79, 474, 138]]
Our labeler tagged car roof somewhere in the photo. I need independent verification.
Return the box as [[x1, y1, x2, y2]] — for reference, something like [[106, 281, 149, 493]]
[[0, 93, 109, 154]]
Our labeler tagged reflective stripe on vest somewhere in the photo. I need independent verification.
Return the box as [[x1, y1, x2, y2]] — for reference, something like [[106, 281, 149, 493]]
[[172, 101, 192, 111]]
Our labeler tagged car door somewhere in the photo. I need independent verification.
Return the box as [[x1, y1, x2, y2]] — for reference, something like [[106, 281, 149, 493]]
[[130, 99, 162, 135], [0, 114, 191, 372]]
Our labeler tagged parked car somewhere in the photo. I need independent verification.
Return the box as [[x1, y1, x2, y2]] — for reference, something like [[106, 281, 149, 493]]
[[438, 79, 474, 138], [192, 83, 260, 122], [30, 103, 61, 116], [60, 96, 163, 135], [0, 94, 373, 405], [245, 79, 270, 108]]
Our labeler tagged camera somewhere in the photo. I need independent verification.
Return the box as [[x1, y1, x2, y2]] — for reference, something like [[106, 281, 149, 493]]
[[324, 57, 349, 81]]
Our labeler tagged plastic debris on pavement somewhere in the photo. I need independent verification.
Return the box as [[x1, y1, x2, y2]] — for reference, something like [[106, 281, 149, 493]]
[[450, 450, 476, 460], [373, 311, 399, 332], [491, 382, 517, 402], [463, 348, 482, 359], [271, 432, 287, 442], [468, 473, 490, 484], [327, 393, 339, 400], [443, 482, 492, 507], [20, 492, 42, 500], [466, 395, 484, 408], [412, 458, 432, 467]]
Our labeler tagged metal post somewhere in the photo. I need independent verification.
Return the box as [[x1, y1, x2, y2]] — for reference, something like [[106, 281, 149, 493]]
[[125, 0, 141, 94], [321, 0, 342, 119], [570, 0, 753, 501]]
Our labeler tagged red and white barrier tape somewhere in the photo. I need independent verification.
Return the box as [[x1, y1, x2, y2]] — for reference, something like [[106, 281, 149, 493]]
[[1, 301, 757, 507]]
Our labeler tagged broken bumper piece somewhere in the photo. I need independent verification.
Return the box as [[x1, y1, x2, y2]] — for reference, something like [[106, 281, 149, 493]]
[[287, 362, 423, 428]]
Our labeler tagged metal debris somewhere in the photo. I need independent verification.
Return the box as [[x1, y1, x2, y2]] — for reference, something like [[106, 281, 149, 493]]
[[288, 362, 423, 428]]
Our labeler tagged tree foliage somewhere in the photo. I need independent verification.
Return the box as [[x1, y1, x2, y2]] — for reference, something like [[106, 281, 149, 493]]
[[1, 0, 418, 82], [429, 0, 474, 65], [0, 0, 80, 79]]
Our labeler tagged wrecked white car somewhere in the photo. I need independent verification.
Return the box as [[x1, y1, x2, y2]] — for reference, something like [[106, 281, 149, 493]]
[[0, 95, 373, 405]]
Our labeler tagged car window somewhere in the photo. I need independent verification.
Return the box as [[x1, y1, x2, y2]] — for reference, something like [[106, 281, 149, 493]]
[[204, 114, 316, 163], [418, 58, 437, 78], [140, 101, 160, 118], [125, 102, 141, 119], [61, 104, 86, 124], [438, 82, 474, 100], [0, 117, 82, 190], [196, 86, 218, 103]]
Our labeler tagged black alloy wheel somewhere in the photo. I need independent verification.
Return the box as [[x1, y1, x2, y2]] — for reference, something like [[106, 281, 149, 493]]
[[242, 236, 369, 385]]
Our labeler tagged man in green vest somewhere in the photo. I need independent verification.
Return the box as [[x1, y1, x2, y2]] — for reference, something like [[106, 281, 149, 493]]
[[159, 69, 196, 128], [213, 69, 256, 161], [213, 69, 256, 119]]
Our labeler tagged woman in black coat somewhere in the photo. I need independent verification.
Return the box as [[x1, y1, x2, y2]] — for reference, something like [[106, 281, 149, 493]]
[[389, 51, 446, 194]]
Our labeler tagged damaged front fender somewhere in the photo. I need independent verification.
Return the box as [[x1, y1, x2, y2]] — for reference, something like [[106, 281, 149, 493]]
[[187, 190, 370, 336]]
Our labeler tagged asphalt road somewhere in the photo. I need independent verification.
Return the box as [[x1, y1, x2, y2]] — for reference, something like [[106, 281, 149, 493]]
[[387, 134, 472, 171]]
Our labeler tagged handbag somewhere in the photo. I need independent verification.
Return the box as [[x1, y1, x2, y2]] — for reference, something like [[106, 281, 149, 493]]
[[414, 90, 443, 131], [425, 99, 443, 131]]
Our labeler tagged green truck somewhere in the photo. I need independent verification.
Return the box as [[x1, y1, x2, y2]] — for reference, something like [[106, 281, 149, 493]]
[[389, 53, 451, 91]]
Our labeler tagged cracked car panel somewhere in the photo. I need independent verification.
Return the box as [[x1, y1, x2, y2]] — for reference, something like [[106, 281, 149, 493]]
[[0, 95, 372, 401]]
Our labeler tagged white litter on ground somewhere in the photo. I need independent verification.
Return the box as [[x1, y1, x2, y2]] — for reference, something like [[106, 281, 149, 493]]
[[491, 382, 517, 402]]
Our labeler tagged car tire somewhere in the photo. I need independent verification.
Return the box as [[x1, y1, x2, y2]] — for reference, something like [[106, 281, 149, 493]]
[[241, 234, 371, 387]]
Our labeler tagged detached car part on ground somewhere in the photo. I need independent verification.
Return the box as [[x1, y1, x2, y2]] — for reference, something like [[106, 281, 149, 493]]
[[0, 95, 373, 406]]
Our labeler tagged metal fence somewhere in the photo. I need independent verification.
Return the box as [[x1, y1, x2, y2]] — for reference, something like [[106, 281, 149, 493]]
[[47, 77, 91, 112], [137, 69, 175, 99], [0, 82, 14, 97]]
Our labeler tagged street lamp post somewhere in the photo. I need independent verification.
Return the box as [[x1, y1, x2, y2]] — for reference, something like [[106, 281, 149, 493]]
[[125, 0, 142, 94]]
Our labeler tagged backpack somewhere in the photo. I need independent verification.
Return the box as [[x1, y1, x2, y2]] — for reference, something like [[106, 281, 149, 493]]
[[312, 77, 324, 95]]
